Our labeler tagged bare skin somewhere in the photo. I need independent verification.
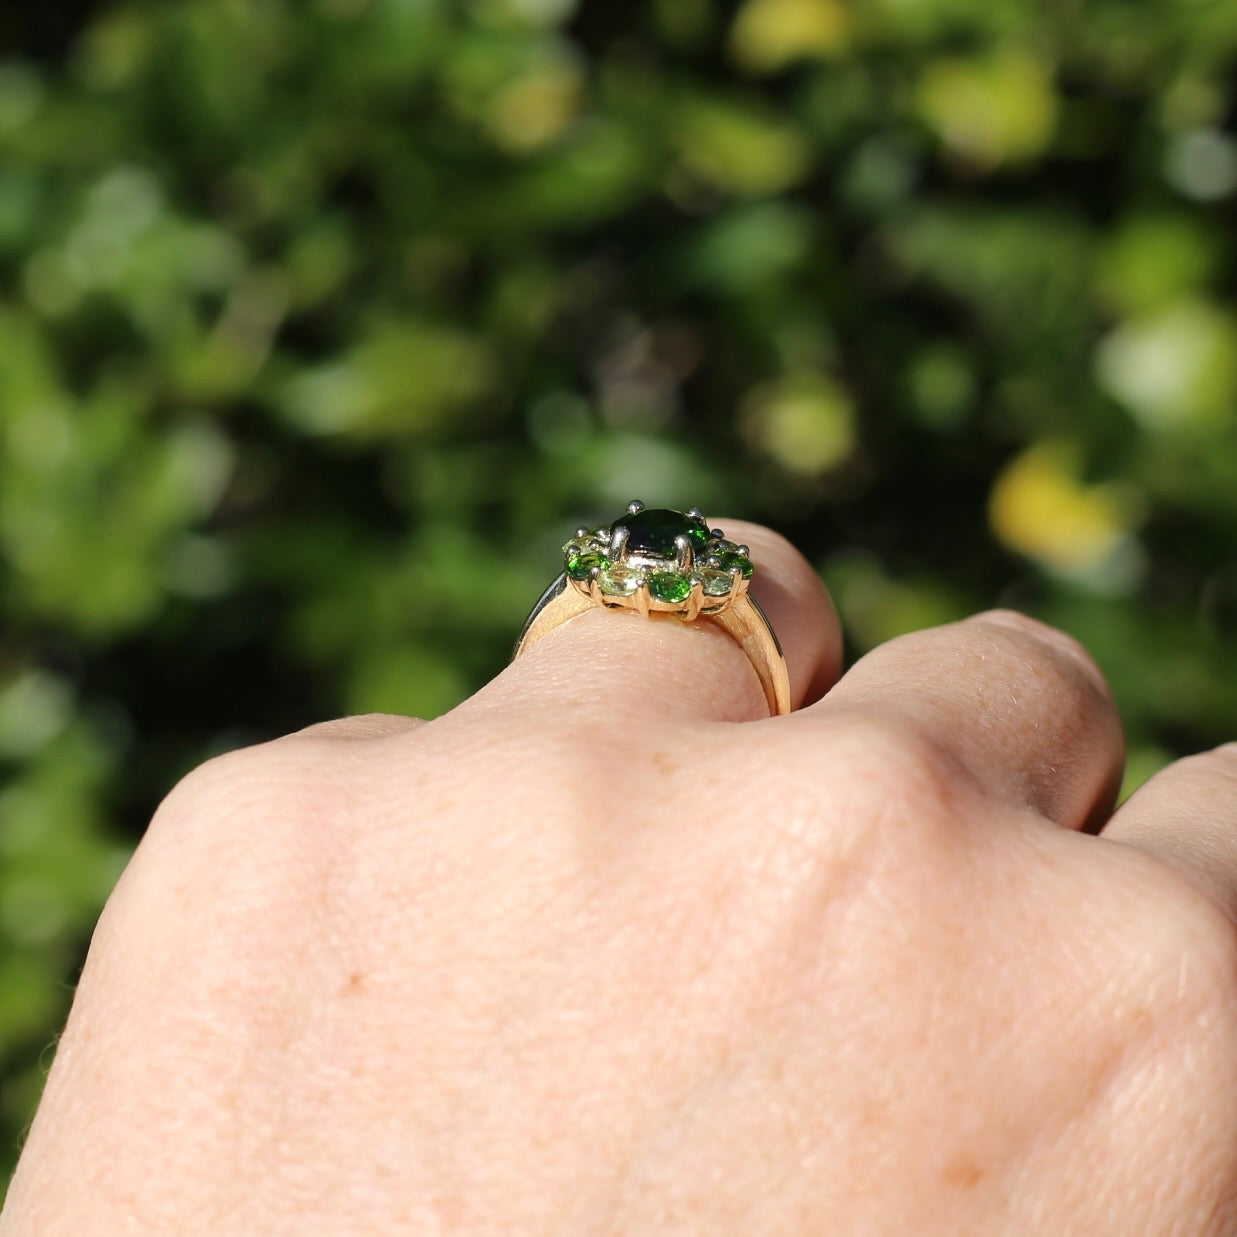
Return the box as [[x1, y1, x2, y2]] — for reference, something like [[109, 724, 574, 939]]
[[4, 521, 1236, 1234]]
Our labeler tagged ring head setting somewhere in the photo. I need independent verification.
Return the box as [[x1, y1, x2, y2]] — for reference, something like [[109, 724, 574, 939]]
[[515, 499, 789, 715], [562, 501, 754, 621]]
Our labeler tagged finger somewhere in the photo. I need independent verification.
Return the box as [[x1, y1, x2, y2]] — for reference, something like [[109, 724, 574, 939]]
[[1100, 744, 1237, 913], [479, 518, 842, 724], [811, 609, 1125, 830]]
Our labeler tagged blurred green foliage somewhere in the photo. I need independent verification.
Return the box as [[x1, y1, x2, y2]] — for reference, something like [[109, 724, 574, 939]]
[[3, 0, 1237, 1184]]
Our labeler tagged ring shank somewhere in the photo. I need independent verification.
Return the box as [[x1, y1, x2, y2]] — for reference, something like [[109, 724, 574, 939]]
[[513, 573, 791, 716]]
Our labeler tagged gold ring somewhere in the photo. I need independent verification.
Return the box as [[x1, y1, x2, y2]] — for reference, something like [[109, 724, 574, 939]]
[[513, 501, 791, 716]]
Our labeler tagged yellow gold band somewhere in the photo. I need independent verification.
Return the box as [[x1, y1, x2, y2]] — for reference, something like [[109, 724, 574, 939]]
[[513, 572, 791, 717]]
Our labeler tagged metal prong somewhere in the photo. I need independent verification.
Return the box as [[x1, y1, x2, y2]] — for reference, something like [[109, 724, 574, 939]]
[[736, 545, 750, 556], [609, 524, 630, 560], [626, 499, 645, 514], [575, 526, 589, 538], [683, 579, 704, 621], [710, 528, 724, 539], [673, 533, 694, 572], [636, 582, 651, 618], [686, 507, 703, 520], [728, 569, 742, 599]]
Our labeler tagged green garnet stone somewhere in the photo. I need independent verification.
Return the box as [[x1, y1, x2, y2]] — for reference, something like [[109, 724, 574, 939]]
[[612, 507, 710, 557], [716, 549, 754, 578], [648, 571, 692, 603], [566, 550, 607, 581]]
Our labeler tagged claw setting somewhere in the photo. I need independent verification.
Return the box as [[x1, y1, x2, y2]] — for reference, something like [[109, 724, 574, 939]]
[[562, 503, 754, 618]]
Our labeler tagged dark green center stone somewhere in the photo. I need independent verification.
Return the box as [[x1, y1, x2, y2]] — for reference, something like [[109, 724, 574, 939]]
[[613, 508, 710, 557]]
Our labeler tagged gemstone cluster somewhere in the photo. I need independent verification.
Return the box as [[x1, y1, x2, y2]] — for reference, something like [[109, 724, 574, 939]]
[[562, 501, 754, 618]]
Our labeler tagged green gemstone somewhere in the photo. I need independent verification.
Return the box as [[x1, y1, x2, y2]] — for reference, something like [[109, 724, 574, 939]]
[[716, 550, 754, 578], [613, 507, 708, 559], [567, 551, 607, 580], [700, 569, 735, 597], [648, 571, 691, 603], [598, 564, 639, 596]]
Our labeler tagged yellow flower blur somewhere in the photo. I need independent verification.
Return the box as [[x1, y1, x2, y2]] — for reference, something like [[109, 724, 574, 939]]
[[989, 442, 1134, 575]]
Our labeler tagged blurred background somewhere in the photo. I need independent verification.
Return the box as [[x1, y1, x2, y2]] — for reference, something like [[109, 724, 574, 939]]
[[2, 0, 1237, 1182]]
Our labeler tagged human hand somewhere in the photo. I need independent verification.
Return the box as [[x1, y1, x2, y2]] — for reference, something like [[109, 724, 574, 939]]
[[4, 521, 1236, 1234]]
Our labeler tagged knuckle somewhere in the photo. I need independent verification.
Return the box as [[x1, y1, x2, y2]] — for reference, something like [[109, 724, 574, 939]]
[[143, 740, 355, 890], [729, 714, 978, 949], [291, 712, 426, 740], [972, 609, 1109, 698], [1136, 745, 1237, 817], [809, 708, 971, 839], [98, 743, 357, 979], [1192, 741, 1237, 784], [149, 743, 278, 836]]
